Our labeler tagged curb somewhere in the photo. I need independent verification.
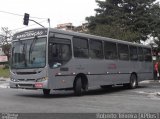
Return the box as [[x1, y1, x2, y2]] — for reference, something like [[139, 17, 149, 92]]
[[0, 77, 10, 81], [140, 80, 160, 84], [0, 83, 10, 88], [0, 79, 6, 81]]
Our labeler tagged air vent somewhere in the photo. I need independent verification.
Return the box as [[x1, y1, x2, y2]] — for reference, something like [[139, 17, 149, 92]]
[[16, 72, 37, 75], [18, 79, 35, 82]]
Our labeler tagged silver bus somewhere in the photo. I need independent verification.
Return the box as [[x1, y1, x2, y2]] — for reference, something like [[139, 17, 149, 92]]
[[10, 28, 153, 96]]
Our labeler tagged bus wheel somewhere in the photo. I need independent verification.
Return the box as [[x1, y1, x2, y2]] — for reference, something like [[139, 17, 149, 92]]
[[129, 74, 138, 89], [74, 77, 83, 96], [43, 89, 50, 96]]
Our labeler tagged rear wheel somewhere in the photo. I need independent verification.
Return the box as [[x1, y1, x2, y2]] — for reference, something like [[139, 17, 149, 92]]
[[124, 74, 138, 89], [128, 74, 138, 89], [43, 89, 50, 96]]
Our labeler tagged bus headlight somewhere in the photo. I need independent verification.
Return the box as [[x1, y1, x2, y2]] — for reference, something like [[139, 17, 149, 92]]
[[10, 78, 19, 82], [36, 77, 48, 82]]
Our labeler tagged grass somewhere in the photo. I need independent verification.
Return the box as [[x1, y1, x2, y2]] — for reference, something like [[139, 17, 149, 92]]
[[0, 67, 9, 78]]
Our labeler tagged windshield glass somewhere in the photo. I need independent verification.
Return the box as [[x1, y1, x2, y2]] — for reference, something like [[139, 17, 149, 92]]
[[11, 37, 46, 69]]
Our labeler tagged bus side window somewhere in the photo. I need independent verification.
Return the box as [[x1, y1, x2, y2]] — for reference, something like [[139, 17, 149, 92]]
[[104, 41, 117, 60], [118, 44, 129, 61], [129, 46, 138, 61], [137, 47, 144, 61], [73, 37, 89, 58], [143, 48, 152, 62], [48, 42, 71, 68], [89, 39, 103, 59]]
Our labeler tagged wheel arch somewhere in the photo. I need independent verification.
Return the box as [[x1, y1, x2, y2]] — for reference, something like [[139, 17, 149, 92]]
[[130, 72, 138, 87], [73, 73, 88, 90], [131, 72, 138, 81]]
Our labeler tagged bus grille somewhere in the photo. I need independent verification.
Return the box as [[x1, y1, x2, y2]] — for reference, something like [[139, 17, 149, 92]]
[[16, 72, 37, 75], [18, 79, 36, 82], [17, 84, 35, 88]]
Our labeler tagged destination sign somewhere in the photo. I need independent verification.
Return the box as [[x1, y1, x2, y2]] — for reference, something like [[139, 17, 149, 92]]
[[12, 29, 48, 40]]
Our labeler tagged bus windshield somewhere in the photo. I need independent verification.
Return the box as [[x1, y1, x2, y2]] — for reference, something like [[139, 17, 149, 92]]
[[11, 37, 47, 69]]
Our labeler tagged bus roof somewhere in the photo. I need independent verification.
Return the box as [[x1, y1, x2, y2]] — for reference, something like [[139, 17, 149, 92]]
[[13, 27, 151, 48], [49, 28, 151, 48]]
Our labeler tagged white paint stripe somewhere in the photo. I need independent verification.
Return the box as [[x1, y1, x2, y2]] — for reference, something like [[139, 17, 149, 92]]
[[0, 83, 10, 88]]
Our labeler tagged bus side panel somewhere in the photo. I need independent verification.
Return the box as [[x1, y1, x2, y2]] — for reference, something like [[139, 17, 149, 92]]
[[47, 59, 153, 90], [48, 75, 75, 89], [115, 61, 131, 84], [48, 61, 75, 90], [84, 59, 110, 87], [137, 62, 153, 82]]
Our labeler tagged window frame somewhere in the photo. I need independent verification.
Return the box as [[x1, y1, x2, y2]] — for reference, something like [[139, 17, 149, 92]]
[[89, 39, 104, 59], [143, 48, 152, 62], [104, 41, 118, 60], [73, 37, 89, 59], [137, 47, 144, 62], [48, 37, 72, 68], [129, 45, 138, 61], [118, 43, 129, 61]]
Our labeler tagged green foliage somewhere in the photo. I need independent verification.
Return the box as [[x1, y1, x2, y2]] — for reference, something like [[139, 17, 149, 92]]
[[86, 24, 140, 42], [86, 0, 160, 42], [2, 44, 11, 60], [0, 67, 9, 78]]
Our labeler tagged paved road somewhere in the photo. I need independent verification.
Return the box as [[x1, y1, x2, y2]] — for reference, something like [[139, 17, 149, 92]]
[[0, 80, 160, 114]]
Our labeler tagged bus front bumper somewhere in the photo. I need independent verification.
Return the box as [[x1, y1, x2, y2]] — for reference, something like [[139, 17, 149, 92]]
[[9, 81, 48, 89]]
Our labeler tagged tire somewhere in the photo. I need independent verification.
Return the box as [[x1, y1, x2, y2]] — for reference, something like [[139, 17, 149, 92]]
[[43, 89, 50, 96], [129, 74, 138, 89], [74, 77, 83, 96]]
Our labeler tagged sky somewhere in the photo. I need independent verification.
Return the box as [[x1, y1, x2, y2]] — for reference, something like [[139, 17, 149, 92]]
[[0, 0, 160, 34], [0, 0, 97, 33]]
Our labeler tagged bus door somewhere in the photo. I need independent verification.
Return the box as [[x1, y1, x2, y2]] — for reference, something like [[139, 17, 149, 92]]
[[48, 33, 72, 89]]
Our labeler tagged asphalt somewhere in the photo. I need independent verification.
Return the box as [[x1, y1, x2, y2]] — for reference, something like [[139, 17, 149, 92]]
[[0, 78, 160, 119], [0, 77, 9, 81], [0, 78, 160, 88], [0, 77, 10, 88]]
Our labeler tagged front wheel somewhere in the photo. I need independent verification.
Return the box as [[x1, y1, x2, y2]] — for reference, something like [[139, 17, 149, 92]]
[[74, 77, 83, 96]]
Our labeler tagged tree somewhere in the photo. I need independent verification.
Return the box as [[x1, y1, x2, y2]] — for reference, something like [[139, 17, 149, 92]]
[[86, 0, 160, 42], [0, 27, 12, 60]]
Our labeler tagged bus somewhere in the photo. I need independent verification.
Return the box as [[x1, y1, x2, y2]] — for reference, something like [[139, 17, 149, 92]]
[[10, 28, 153, 96]]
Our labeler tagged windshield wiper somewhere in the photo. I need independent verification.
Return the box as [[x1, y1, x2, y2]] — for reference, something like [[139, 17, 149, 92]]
[[22, 43, 27, 67], [29, 36, 38, 62], [18, 39, 27, 67]]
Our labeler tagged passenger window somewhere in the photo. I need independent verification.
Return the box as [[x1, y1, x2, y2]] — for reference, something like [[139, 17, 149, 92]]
[[73, 37, 89, 58], [118, 44, 129, 60], [48, 38, 71, 68], [104, 41, 117, 60], [89, 39, 103, 59], [129, 46, 138, 61], [137, 47, 144, 61], [143, 48, 152, 62]]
